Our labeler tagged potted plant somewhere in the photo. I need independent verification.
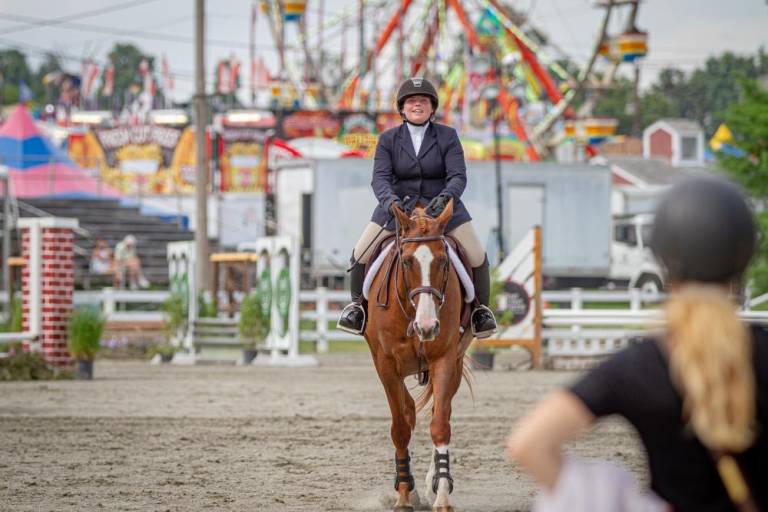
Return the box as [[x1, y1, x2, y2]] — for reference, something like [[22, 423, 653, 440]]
[[67, 306, 105, 379], [238, 292, 268, 364], [158, 292, 187, 363]]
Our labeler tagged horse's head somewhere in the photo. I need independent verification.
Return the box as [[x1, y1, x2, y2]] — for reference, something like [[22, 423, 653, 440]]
[[392, 199, 454, 342]]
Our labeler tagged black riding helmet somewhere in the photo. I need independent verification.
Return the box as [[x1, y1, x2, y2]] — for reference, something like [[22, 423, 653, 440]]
[[396, 77, 439, 115], [650, 177, 757, 284]]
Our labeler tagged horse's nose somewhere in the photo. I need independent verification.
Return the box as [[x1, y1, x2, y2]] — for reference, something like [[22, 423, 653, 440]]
[[415, 319, 440, 341]]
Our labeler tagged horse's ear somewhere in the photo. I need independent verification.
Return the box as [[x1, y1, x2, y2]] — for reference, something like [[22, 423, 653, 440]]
[[436, 198, 453, 232], [392, 201, 411, 230]]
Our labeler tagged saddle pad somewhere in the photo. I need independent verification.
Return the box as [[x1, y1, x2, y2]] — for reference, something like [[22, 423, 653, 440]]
[[362, 242, 475, 303], [363, 242, 393, 300]]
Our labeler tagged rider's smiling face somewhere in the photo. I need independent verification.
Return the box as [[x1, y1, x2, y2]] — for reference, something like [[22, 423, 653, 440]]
[[403, 95, 433, 125]]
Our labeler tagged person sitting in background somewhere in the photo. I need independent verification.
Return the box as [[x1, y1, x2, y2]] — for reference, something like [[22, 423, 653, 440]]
[[113, 235, 150, 290], [506, 177, 767, 511], [89, 238, 113, 277]]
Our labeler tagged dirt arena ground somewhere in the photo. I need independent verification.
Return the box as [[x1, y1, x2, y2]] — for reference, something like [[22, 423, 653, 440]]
[[0, 354, 647, 511]]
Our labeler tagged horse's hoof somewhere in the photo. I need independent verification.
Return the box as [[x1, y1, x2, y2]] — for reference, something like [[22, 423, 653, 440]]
[[394, 507, 414, 512], [432, 507, 454, 512]]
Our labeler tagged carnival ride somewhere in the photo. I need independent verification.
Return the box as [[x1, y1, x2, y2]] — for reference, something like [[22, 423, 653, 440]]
[[256, 0, 648, 160]]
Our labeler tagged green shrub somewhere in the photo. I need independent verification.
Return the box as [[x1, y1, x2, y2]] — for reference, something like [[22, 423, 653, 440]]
[[239, 292, 268, 349], [197, 292, 218, 318], [162, 292, 187, 342], [67, 307, 105, 361], [0, 350, 66, 381]]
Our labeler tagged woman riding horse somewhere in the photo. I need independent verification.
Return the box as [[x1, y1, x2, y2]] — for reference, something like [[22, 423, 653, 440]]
[[338, 77, 497, 338]]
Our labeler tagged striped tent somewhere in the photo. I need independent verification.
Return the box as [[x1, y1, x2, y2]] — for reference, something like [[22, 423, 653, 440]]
[[0, 104, 119, 198]]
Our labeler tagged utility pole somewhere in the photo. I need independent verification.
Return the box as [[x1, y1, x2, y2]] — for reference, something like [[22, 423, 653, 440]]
[[250, 0, 256, 107], [358, 0, 365, 75], [195, 0, 209, 293], [632, 61, 642, 136]]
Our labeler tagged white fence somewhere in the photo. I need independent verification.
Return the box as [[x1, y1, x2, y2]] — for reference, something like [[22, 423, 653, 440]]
[[4, 287, 767, 359], [297, 287, 768, 357]]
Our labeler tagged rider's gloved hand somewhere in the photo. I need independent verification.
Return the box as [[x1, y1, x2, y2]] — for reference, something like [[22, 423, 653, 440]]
[[427, 193, 451, 217], [389, 198, 404, 214]]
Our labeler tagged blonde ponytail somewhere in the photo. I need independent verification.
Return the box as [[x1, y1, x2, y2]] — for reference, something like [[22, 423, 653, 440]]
[[665, 284, 755, 452]]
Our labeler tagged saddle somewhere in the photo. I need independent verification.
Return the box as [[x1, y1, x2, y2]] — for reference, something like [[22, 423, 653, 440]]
[[362, 234, 476, 336]]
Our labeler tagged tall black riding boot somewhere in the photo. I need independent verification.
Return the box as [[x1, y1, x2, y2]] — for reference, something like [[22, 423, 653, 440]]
[[337, 262, 366, 334], [471, 256, 497, 338]]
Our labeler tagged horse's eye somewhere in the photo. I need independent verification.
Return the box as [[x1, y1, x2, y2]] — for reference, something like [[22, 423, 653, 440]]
[[403, 257, 413, 269], [436, 256, 448, 266]]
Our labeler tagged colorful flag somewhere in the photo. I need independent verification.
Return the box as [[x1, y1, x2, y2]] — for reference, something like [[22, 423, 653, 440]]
[[102, 64, 114, 96], [251, 57, 271, 90], [229, 56, 241, 93], [161, 55, 174, 93]]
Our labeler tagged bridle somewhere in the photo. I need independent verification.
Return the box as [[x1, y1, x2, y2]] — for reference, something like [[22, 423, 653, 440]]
[[393, 214, 451, 327]]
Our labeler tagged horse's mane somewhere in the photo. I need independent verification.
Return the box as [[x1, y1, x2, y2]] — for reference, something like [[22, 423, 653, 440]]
[[409, 207, 438, 235]]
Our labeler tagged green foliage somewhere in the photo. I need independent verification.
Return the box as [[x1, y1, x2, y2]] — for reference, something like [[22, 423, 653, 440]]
[[10, 296, 22, 332], [197, 292, 218, 318], [146, 342, 176, 359], [717, 80, 768, 295], [238, 292, 268, 349], [591, 50, 768, 137], [67, 307, 105, 361], [162, 292, 187, 342], [105, 43, 153, 103], [488, 271, 514, 327], [0, 346, 66, 381]]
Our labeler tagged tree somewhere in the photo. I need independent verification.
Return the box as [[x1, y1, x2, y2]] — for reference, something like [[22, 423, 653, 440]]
[[32, 52, 63, 105], [104, 43, 154, 109], [717, 80, 768, 295], [0, 49, 33, 105]]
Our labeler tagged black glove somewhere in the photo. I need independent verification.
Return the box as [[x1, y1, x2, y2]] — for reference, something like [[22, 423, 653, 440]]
[[389, 198, 404, 215], [427, 193, 451, 217]]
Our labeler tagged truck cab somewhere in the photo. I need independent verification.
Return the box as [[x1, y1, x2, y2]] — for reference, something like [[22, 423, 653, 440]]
[[609, 214, 665, 292]]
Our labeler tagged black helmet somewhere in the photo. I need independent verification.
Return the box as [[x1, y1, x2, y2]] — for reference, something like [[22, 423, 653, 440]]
[[650, 177, 756, 284], [396, 77, 439, 113]]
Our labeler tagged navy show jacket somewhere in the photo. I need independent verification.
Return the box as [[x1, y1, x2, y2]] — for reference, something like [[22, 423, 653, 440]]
[[370, 122, 471, 232]]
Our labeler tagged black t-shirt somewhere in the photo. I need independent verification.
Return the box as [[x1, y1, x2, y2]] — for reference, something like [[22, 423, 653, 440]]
[[569, 325, 768, 512]]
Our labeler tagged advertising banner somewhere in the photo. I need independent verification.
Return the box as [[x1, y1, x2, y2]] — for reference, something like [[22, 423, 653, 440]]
[[68, 125, 200, 194], [218, 127, 269, 192]]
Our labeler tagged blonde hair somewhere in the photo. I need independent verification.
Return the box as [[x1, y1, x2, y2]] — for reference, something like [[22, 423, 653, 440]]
[[665, 284, 755, 452]]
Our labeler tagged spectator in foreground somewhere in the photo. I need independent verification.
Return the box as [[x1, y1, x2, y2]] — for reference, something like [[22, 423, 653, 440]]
[[506, 177, 767, 512]]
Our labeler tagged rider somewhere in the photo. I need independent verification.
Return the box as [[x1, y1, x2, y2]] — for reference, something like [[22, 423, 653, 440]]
[[338, 77, 498, 338]]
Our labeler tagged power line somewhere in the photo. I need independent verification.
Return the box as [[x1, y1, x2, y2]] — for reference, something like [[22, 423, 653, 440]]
[[0, 12, 286, 51], [0, 0, 163, 36]]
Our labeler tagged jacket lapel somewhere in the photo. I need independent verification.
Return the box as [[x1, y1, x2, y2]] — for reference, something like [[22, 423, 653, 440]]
[[397, 123, 418, 162], [417, 123, 437, 159]]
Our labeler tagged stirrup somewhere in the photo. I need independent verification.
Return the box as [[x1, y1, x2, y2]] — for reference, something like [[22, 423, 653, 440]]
[[337, 302, 366, 335], [471, 304, 497, 339]]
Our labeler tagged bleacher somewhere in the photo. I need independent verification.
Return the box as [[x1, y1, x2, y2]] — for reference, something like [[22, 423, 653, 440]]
[[1, 198, 196, 288]]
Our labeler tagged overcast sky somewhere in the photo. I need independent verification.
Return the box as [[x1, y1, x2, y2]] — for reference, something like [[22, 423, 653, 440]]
[[1, 0, 766, 104]]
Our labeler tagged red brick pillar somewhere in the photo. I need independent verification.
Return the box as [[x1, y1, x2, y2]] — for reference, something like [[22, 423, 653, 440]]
[[18, 218, 78, 366]]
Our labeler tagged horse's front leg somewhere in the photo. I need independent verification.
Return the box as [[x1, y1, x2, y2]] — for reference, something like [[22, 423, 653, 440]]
[[424, 356, 462, 512], [373, 355, 419, 512]]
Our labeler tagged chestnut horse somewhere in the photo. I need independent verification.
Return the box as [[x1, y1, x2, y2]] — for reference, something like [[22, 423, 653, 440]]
[[365, 200, 474, 512]]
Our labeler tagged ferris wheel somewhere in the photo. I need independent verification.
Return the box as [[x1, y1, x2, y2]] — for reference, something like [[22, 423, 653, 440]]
[[257, 0, 648, 160]]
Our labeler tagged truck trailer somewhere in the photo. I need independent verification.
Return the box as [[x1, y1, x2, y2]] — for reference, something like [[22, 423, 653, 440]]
[[275, 158, 614, 289]]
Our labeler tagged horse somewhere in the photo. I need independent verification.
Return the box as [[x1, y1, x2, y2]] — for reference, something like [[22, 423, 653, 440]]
[[364, 199, 474, 512]]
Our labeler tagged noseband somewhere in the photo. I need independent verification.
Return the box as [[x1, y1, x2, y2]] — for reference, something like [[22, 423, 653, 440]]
[[397, 233, 450, 315]]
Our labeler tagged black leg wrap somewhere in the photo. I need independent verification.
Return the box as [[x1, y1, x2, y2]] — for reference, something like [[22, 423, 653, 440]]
[[431, 450, 454, 495], [350, 261, 366, 303], [394, 453, 415, 492], [472, 255, 491, 307]]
